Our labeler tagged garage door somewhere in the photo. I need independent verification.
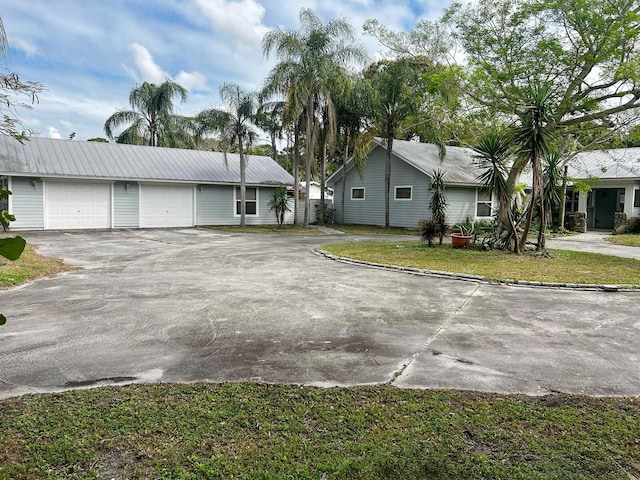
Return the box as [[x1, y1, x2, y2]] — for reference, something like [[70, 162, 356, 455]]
[[45, 182, 111, 230], [140, 185, 194, 228]]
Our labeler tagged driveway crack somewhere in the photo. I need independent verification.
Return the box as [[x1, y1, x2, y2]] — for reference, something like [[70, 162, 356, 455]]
[[389, 283, 482, 384]]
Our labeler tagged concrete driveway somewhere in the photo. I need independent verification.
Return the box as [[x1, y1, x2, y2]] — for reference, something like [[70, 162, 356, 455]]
[[0, 228, 638, 399]]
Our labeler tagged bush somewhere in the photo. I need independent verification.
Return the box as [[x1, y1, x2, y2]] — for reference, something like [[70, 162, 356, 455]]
[[420, 220, 448, 247]]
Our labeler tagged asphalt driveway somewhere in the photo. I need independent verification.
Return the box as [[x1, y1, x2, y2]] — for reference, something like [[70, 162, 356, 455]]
[[0, 228, 638, 399]]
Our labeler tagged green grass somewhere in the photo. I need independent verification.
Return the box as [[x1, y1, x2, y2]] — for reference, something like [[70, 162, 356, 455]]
[[322, 241, 640, 285], [330, 224, 419, 235], [606, 234, 640, 247], [203, 225, 326, 234], [0, 244, 70, 289], [0, 383, 638, 479]]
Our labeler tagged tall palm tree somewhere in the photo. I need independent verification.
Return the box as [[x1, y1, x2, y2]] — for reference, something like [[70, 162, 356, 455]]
[[262, 8, 367, 227], [511, 83, 557, 252], [196, 82, 259, 227], [104, 80, 188, 147]]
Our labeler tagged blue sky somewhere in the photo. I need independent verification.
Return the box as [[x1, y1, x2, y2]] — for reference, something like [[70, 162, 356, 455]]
[[0, 0, 449, 143]]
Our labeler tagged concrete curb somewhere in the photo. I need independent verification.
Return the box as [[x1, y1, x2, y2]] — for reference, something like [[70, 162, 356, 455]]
[[313, 248, 640, 292]]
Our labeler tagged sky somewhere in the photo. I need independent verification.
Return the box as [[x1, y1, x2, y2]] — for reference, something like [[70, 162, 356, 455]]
[[0, 0, 450, 144]]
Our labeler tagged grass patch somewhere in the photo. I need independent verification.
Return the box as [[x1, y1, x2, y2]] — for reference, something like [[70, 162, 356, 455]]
[[203, 225, 325, 234], [331, 224, 419, 235], [606, 234, 640, 247], [322, 241, 640, 284], [0, 244, 70, 289], [0, 383, 638, 479]]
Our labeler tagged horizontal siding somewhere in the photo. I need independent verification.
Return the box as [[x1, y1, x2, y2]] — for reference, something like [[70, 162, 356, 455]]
[[447, 187, 476, 224], [113, 181, 139, 228], [389, 158, 429, 228], [197, 185, 288, 226], [343, 146, 386, 225], [333, 177, 344, 223], [9, 176, 44, 230]]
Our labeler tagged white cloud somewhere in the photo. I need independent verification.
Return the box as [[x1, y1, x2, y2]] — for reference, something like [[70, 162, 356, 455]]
[[175, 71, 207, 92], [13, 38, 38, 56], [128, 42, 167, 84], [194, 0, 269, 47], [47, 127, 62, 139]]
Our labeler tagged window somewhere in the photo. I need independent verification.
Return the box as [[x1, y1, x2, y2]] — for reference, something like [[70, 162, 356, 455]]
[[565, 189, 579, 213], [351, 187, 365, 200], [235, 186, 258, 216], [635, 189, 640, 208], [476, 189, 493, 217], [394, 186, 412, 200]]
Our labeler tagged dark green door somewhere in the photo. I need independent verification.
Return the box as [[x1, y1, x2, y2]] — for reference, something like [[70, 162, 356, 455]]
[[593, 189, 618, 229]]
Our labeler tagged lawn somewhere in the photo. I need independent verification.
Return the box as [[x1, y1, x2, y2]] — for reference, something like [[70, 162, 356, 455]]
[[330, 224, 419, 235], [606, 234, 640, 247], [322, 241, 640, 285], [0, 244, 70, 289], [204, 225, 325, 234], [0, 383, 638, 479]]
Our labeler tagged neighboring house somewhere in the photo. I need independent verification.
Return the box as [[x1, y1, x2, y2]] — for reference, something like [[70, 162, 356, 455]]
[[328, 138, 493, 228], [0, 135, 293, 230], [566, 148, 640, 230], [291, 181, 333, 200]]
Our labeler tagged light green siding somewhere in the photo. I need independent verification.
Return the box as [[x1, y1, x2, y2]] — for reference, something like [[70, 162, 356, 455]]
[[9, 176, 44, 230], [114, 181, 139, 228], [196, 185, 284, 226]]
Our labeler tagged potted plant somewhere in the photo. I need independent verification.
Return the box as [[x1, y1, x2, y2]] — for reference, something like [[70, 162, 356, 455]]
[[451, 221, 473, 248]]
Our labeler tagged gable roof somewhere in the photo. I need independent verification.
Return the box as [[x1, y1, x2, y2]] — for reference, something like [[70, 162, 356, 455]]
[[568, 148, 640, 180], [0, 135, 293, 186], [327, 138, 484, 186]]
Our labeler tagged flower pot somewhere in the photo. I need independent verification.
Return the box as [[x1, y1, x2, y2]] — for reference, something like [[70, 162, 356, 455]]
[[451, 233, 472, 248]]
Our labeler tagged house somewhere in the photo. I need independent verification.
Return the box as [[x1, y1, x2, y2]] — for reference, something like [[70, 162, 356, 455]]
[[287, 181, 333, 200], [565, 148, 640, 230], [328, 138, 493, 228], [0, 135, 293, 230]]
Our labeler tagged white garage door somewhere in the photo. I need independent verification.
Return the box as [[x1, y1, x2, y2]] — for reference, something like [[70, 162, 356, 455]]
[[140, 185, 194, 228], [45, 182, 111, 230]]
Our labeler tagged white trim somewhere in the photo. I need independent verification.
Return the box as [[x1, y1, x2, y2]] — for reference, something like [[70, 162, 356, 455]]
[[351, 187, 365, 200], [192, 185, 197, 226], [475, 188, 495, 219], [233, 186, 259, 217], [7, 176, 12, 215], [394, 185, 413, 201], [110, 182, 115, 229]]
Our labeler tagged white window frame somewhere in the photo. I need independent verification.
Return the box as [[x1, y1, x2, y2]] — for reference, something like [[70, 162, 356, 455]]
[[394, 186, 413, 201], [351, 187, 365, 200], [475, 188, 495, 218], [565, 189, 580, 213], [233, 186, 259, 217]]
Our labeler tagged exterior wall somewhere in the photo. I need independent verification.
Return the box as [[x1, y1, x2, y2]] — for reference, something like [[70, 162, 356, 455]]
[[113, 181, 139, 228], [8, 176, 44, 230], [196, 185, 288, 226], [331, 147, 478, 227]]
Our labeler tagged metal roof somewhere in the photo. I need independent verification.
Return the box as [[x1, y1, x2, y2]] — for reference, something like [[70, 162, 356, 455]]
[[568, 148, 640, 180], [327, 138, 484, 186], [0, 135, 293, 185]]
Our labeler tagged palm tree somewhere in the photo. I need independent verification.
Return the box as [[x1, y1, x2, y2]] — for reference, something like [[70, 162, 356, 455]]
[[511, 83, 557, 252], [262, 8, 367, 227], [104, 80, 188, 147], [473, 131, 520, 253], [354, 59, 419, 227], [196, 82, 259, 227]]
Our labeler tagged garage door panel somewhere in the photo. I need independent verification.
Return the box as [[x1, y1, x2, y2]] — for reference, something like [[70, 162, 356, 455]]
[[140, 185, 194, 228], [45, 182, 111, 230]]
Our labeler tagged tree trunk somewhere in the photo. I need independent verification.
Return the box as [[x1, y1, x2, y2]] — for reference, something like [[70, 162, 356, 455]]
[[293, 128, 300, 225], [385, 136, 393, 228], [519, 146, 542, 252], [341, 130, 349, 224], [319, 139, 327, 225], [304, 97, 315, 228], [558, 165, 568, 230], [239, 136, 246, 227]]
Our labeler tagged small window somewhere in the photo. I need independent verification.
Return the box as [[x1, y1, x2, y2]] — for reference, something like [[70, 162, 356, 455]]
[[565, 189, 579, 213], [235, 186, 258, 216], [634, 189, 640, 208], [351, 187, 365, 200], [476, 189, 493, 217], [394, 186, 412, 200]]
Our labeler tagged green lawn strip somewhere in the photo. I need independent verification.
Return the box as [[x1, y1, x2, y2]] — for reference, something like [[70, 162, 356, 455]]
[[322, 241, 640, 285], [203, 225, 326, 234], [0, 244, 70, 289], [0, 383, 638, 479], [606, 234, 640, 247], [330, 224, 419, 235]]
